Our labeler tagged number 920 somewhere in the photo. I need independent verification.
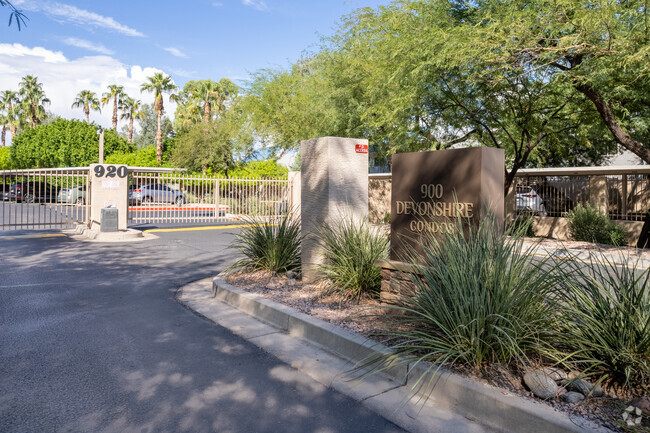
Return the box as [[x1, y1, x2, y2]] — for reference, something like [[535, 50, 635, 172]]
[[94, 165, 127, 179]]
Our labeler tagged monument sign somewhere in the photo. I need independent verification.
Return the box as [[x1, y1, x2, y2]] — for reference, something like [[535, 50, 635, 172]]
[[390, 147, 504, 261]]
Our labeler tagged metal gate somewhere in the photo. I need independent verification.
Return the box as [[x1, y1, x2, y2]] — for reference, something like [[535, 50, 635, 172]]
[[128, 171, 289, 226], [1, 168, 90, 231]]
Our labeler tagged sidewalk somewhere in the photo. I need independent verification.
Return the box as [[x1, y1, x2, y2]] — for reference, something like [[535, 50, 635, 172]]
[[521, 237, 650, 270], [179, 277, 611, 433]]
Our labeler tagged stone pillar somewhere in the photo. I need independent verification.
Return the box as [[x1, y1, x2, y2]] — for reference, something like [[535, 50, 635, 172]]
[[89, 164, 129, 231], [589, 176, 609, 214], [300, 137, 369, 281]]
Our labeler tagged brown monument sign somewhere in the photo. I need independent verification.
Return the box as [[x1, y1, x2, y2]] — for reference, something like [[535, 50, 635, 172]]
[[390, 147, 504, 261]]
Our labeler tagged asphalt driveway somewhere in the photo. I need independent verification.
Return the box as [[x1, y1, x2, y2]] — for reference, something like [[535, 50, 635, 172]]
[[0, 228, 404, 433]]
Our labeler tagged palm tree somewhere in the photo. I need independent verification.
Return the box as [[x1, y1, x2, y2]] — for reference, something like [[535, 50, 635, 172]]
[[0, 90, 20, 138], [18, 75, 49, 128], [118, 97, 144, 143], [140, 73, 176, 164], [0, 112, 6, 147], [101, 84, 124, 130], [199, 80, 221, 124], [71, 90, 101, 124]]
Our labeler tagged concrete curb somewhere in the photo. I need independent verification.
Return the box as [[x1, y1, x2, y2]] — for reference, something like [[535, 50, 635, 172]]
[[212, 276, 610, 433], [67, 224, 154, 242]]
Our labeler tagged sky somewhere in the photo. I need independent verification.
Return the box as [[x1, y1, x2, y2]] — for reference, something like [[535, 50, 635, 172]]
[[0, 0, 389, 144]]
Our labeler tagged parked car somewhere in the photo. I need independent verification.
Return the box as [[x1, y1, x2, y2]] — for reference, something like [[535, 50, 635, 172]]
[[533, 183, 574, 216], [57, 185, 87, 204], [516, 185, 547, 216], [129, 183, 186, 205], [2, 181, 58, 203]]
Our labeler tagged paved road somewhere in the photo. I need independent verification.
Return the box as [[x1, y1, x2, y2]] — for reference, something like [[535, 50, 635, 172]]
[[0, 229, 404, 433]]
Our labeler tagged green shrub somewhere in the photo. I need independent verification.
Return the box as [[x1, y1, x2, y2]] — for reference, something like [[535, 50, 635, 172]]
[[371, 216, 562, 375], [229, 213, 301, 273], [318, 216, 388, 300], [557, 253, 650, 395], [228, 160, 288, 178], [566, 203, 627, 245], [0, 146, 11, 169], [507, 212, 535, 237], [10, 118, 133, 168]]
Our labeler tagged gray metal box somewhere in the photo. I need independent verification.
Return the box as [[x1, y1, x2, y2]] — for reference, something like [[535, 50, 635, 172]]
[[100, 207, 119, 232]]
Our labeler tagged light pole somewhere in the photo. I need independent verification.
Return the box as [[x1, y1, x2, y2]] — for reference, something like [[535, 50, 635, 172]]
[[97, 126, 104, 164]]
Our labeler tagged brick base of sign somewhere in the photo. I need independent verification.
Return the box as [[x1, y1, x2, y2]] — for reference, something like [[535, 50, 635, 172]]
[[375, 259, 421, 305]]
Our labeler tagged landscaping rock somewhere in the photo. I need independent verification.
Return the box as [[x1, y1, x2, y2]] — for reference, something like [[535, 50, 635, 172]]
[[523, 371, 557, 400], [566, 379, 603, 397], [286, 271, 298, 280], [630, 396, 650, 416], [542, 367, 568, 382], [562, 392, 585, 404]]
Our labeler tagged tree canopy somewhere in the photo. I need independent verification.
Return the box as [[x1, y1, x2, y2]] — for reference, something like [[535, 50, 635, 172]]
[[242, 0, 648, 184], [170, 105, 254, 175], [10, 118, 133, 168]]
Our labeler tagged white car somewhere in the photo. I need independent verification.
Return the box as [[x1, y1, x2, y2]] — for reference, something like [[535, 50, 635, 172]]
[[516, 186, 547, 217]]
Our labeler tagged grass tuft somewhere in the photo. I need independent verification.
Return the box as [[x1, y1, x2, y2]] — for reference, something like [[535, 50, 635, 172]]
[[372, 215, 563, 376], [318, 215, 389, 300], [557, 252, 650, 395], [229, 213, 301, 274]]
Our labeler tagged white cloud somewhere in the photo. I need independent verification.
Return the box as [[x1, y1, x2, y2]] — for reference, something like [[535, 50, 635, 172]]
[[14, 0, 144, 37], [63, 37, 114, 55], [164, 47, 188, 58], [242, 0, 267, 11], [167, 68, 196, 78], [0, 44, 177, 145]]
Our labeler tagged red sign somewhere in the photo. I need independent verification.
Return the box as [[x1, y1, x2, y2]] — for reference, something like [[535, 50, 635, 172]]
[[355, 144, 368, 154]]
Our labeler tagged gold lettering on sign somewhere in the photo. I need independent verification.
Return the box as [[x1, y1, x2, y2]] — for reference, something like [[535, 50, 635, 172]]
[[397, 183, 476, 234]]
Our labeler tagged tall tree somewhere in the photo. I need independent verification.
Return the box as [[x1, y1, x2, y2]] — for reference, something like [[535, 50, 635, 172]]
[[118, 97, 144, 143], [171, 106, 253, 175], [0, 110, 6, 147], [173, 79, 238, 131], [131, 104, 174, 149], [18, 75, 49, 128], [71, 90, 101, 124], [101, 84, 124, 130], [0, 90, 21, 138], [140, 73, 177, 164]]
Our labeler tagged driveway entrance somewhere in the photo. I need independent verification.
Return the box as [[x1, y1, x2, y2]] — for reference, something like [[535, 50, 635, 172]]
[[0, 228, 403, 433]]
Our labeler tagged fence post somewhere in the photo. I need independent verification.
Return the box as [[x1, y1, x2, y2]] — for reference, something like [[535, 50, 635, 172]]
[[621, 174, 628, 218], [288, 171, 301, 214], [589, 176, 609, 214]]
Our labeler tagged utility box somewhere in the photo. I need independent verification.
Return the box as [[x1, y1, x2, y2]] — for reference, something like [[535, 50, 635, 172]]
[[100, 207, 119, 232]]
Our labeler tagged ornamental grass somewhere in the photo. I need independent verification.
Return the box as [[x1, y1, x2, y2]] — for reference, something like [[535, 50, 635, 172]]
[[229, 213, 301, 274], [367, 215, 564, 382]]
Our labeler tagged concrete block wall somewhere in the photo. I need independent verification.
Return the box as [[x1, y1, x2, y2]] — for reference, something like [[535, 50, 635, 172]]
[[368, 176, 391, 223]]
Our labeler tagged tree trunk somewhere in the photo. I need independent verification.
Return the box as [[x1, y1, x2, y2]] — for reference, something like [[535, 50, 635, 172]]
[[1, 125, 5, 147], [576, 84, 650, 163], [85, 105, 90, 124], [129, 117, 134, 143], [204, 101, 210, 124], [112, 97, 118, 130], [156, 110, 163, 165], [31, 102, 37, 128], [9, 124, 16, 137]]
